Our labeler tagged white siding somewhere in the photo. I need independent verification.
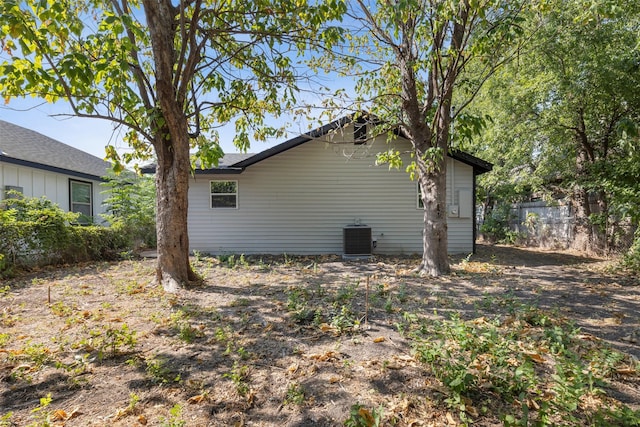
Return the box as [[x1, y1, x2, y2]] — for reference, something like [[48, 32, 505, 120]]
[[188, 131, 476, 255], [0, 162, 108, 219]]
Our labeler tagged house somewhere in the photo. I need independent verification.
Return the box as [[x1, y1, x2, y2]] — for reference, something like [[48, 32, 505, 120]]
[[148, 115, 492, 256], [0, 119, 111, 222]]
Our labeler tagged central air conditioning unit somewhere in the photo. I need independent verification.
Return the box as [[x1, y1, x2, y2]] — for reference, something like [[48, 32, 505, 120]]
[[343, 225, 372, 256]]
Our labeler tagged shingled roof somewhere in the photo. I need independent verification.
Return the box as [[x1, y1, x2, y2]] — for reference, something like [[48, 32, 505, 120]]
[[0, 120, 111, 181]]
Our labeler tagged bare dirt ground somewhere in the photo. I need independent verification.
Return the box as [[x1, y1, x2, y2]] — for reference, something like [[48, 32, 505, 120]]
[[1, 244, 638, 426]]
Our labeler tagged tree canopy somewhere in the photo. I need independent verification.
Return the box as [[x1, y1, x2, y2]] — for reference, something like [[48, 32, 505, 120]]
[[0, 0, 346, 289], [470, 0, 640, 255], [320, 0, 528, 275]]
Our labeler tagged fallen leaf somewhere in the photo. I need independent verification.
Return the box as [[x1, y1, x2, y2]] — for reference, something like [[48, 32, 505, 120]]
[[358, 407, 375, 425], [524, 352, 546, 364], [308, 351, 338, 361], [328, 376, 340, 384], [320, 323, 334, 332], [446, 411, 456, 425], [373, 336, 385, 343], [187, 394, 207, 404], [137, 414, 148, 425], [287, 363, 299, 374], [51, 409, 68, 421]]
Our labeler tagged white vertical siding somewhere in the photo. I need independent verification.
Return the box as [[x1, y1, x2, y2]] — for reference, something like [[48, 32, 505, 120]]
[[188, 132, 477, 255], [0, 162, 107, 218]]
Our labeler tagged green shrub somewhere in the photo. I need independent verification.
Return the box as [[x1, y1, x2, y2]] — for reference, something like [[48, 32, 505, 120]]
[[101, 172, 156, 248], [0, 194, 75, 269], [480, 203, 520, 244], [0, 194, 134, 273], [62, 223, 132, 263], [622, 228, 640, 272]]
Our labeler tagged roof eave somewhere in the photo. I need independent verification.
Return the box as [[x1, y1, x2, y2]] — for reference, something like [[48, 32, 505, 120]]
[[449, 150, 493, 175], [230, 115, 353, 168], [140, 165, 245, 175], [0, 155, 108, 182]]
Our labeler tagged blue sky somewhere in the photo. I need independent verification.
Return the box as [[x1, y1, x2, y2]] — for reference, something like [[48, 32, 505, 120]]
[[0, 10, 361, 163], [0, 81, 356, 163], [0, 97, 286, 160]]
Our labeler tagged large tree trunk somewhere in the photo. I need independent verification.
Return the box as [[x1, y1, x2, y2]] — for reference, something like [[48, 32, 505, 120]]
[[418, 160, 450, 276], [572, 184, 592, 252], [144, 0, 197, 291], [154, 132, 197, 292], [571, 110, 595, 253]]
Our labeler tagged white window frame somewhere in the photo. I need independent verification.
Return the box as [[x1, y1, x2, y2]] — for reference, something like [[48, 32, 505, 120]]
[[69, 179, 93, 222], [210, 180, 238, 209]]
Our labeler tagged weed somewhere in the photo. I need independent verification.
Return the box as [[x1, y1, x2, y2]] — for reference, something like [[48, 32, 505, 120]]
[[411, 305, 638, 425], [0, 412, 13, 427], [334, 281, 357, 304], [229, 297, 250, 307], [384, 297, 394, 313], [0, 333, 10, 347], [146, 355, 181, 384], [330, 305, 359, 334], [128, 392, 140, 411], [103, 323, 137, 359], [169, 310, 204, 343], [0, 285, 10, 296], [223, 361, 250, 396], [1, 308, 18, 327], [286, 286, 314, 323], [114, 279, 146, 295], [397, 283, 408, 303], [283, 381, 305, 406], [49, 300, 74, 317], [160, 403, 186, 427], [53, 353, 93, 385], [344, 403, 383, 427], [218, 253, 249, 269], [27, 393, 52, 427]]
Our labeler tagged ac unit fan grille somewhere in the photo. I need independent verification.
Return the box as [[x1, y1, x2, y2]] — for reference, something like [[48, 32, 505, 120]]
[[343, 226, 372, 255]]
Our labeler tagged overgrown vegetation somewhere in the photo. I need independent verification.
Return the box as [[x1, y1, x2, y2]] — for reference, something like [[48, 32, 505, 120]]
[[0, 250, 638, 425], [0, 172, 156, 276], [0, 194, 131, 276], [101, 171, 156, 249], [411, 310, 639, 425]]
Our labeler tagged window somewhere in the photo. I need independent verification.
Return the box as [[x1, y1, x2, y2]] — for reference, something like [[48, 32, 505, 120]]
[[210, 180, 237, 209], [70, 180, 93, 222]]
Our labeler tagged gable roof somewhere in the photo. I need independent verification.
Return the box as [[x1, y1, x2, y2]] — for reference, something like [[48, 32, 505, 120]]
[[142, 114, 493, 175], [0, 119, 111, 181]]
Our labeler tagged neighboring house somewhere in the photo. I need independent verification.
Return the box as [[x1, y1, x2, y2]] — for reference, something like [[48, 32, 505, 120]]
[[0, 120, 111, 222], [146, 115, 492, 255]]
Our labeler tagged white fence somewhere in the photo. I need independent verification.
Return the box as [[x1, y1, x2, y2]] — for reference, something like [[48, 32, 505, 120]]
[[501, 200, 634, 252]]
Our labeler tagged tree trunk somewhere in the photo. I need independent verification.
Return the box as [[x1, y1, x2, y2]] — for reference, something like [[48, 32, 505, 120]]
[[143, 0, 197, 291], [571, 134, 593, 252], [154, 132, 197, 292], [571, 111, 595, 253], [418, 162, 450, 276]]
